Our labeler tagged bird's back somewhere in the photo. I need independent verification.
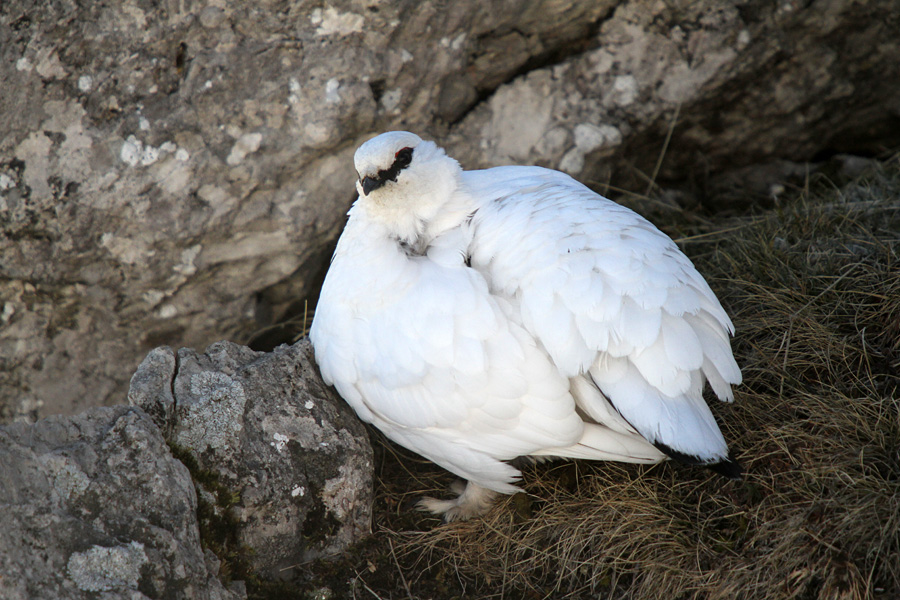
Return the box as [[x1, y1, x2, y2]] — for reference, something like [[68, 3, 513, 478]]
[[461, 166, 742, 468]]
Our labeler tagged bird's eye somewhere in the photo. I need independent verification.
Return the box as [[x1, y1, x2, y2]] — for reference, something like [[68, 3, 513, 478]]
[[394, 147, 413, 169]]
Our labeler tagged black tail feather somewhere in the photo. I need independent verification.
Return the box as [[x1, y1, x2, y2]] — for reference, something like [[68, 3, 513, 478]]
[[652, 441, 744, 481], [706, 456, 744, 480]]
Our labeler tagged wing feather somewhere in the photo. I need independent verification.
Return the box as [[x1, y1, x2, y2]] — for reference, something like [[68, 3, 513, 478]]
[[465, 166, 741, 463]]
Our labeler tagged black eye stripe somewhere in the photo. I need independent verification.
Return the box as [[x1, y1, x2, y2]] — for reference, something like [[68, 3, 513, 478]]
[[374, 146, 414, 184]]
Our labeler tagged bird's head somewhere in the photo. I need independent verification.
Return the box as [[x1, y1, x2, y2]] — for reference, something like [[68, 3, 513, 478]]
[[352, 131, 462, 246]]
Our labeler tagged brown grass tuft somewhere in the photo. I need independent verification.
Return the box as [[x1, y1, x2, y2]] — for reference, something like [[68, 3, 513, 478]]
[[366, 158, 900, 600]]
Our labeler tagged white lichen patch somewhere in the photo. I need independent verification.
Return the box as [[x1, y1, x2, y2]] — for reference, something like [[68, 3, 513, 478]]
[[304, 121, 331, 145], [574, 123, 623, 152], [156, 303, 178, 319], [226, 132, 262, 166], [173, 244, 201, 277], [142, 290, 166, 306], [1, 302, 15, 323], [49, 458, 91, 500], [291, 485, 306, 498], [15, 131, 53, 200], [271, 432, 290, 453], [310, 7, 364, 36], [35, 48, 66, 79], [611, 75, 639, 106], [561, 123, 624, 175], [439, 33, 467, 51], [100, 232, 155, 265], [485, 73, 555, 162], [14, 396, 44, 422], [120, 135, 162, 167], [77, 75, 93, 92], [288, 77, 302, 107], [324, 78, 341, 104], [534, 126, 569, 156], [559, 148, 585, 175], [141, 145, 159, 165], [175, 372, 246, 453], [67, 542, 148, 592]]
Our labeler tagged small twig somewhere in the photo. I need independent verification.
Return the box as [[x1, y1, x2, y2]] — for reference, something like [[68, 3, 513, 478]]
[[354, 571, 386, 600], [645, 102, 681, 198], [779, 324, 792, 400], [388, 538, 414, 600], [791, 263, 860, 317], [777, 263, 861, 398], [673, 222, 762, 244], [302, 299, 309, 337]]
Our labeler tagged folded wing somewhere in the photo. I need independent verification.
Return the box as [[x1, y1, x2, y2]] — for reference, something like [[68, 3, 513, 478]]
[[464, 167, 742, 465]]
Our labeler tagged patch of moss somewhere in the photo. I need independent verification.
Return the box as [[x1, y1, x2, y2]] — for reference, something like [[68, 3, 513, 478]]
[[299, 486, 341, 545], [166, 442, 298, 599]]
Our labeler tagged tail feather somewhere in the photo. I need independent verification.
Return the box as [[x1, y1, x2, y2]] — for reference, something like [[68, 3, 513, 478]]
[[531, 423, 666, 464], [653, 440, 743, 480]]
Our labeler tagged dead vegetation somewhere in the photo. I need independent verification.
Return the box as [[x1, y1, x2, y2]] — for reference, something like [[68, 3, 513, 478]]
[[286, 157, 900, 600]]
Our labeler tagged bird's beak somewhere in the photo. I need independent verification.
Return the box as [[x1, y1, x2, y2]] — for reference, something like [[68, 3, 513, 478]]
[[360, 176, 382, 196]]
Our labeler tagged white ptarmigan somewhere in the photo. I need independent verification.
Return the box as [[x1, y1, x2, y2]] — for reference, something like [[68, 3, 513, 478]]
[[310, 131, 742, 521]]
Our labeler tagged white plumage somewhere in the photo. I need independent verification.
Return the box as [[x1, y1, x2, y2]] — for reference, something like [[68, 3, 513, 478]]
[[310, 132, 742, 520]]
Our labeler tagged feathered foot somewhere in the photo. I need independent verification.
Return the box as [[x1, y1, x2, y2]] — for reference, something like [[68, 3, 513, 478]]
[[417, 480, 500, 522]]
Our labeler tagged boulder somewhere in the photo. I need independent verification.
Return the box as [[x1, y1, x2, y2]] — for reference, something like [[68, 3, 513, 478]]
[[0, 405, 242, 600], [128, 339, 374, 580]]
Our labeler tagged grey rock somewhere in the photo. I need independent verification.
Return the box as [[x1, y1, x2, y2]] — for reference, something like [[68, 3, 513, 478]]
[[129, 338, 374, 579], [0, 405, 242, 600], [2, 0, 899, 422], [447, 0, 900, 196]]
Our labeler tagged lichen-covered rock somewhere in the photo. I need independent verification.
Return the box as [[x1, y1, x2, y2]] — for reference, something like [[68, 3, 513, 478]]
[[0, 406, 242, 600], [446, 0, 900, 195], [129, 338, 373, 579]]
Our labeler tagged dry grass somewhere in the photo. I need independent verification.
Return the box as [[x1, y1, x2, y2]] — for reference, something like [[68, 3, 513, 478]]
[[357, 158, 900, 600]]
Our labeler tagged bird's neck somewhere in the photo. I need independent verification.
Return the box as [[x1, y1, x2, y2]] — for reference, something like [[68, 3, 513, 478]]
[[415, 191, 476, 248], [363, 165, 475, 254]]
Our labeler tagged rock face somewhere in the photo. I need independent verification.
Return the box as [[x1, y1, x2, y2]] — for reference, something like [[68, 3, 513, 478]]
[[128, 339, 374, 579], [0, 339, 374, 597], [2, 0, 899, 421], [446, 0, 900, 196], [0, 405, 242, 600]]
